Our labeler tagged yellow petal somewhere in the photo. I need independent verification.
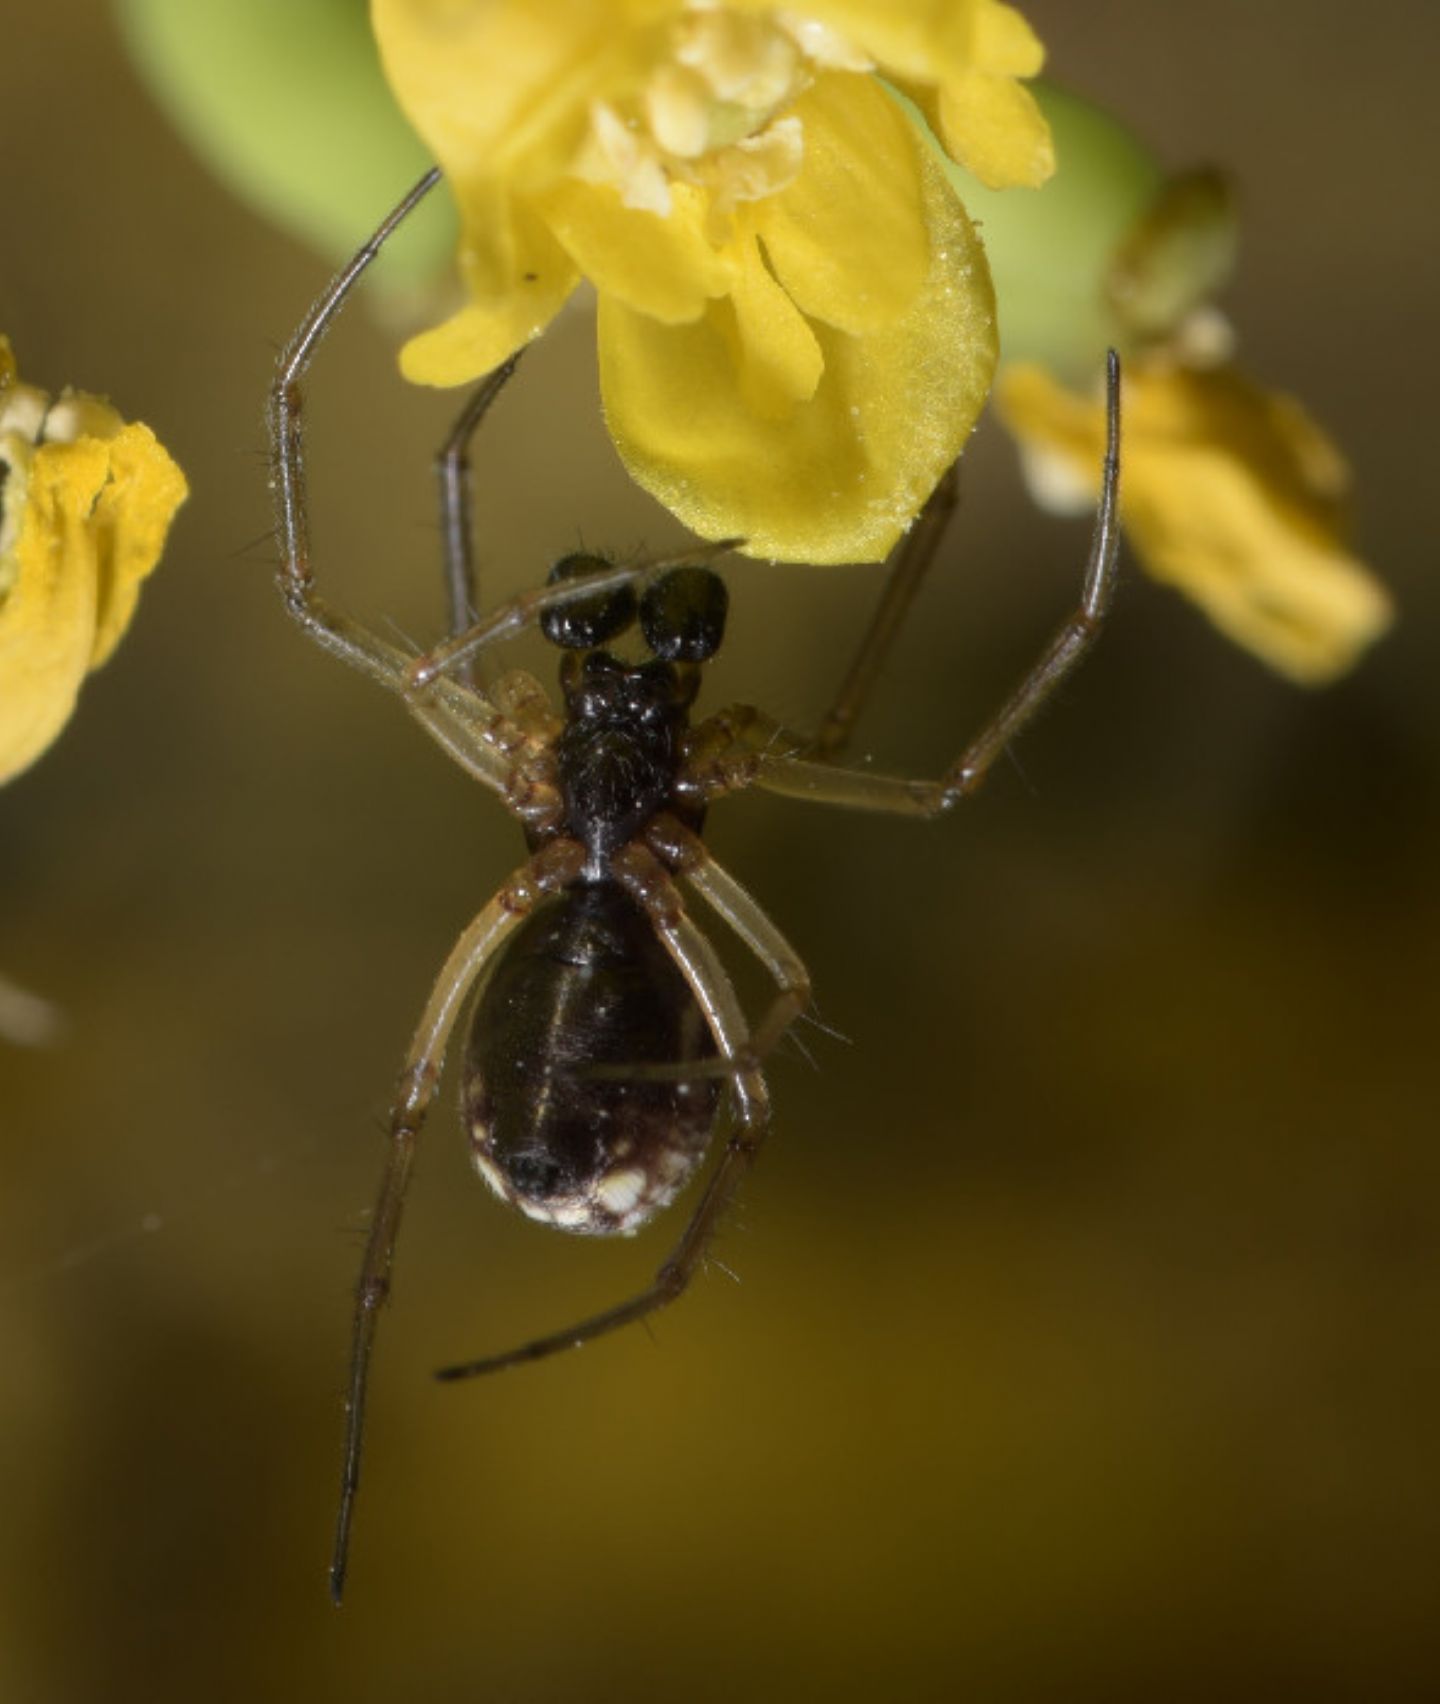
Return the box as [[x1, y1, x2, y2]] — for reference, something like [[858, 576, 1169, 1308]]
[[399, 187, 578, 384], [538, 177, 731, 322], [971, 0, 1045, 77], [600, 139, 996, 563], [88, 424, 191, 667], [768, 0, 982, 83], [0, 341, 187, 783], [371, 0, 661, 187], [756, 75, 929, 334], [792, 1, 1052, 186], [998, 361, 1393, 684], [726, 231, 824, 415], [936, 65, 1054, 190], [0, 438, 112, 782], [923, 0, 1052, 189], [377, 0, 650, 383]]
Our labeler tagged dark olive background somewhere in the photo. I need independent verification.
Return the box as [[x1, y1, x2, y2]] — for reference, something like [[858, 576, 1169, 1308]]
[[2, 4, 1437, 1700]]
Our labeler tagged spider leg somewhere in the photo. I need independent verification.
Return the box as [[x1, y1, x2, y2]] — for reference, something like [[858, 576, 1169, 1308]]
[[811, 460, 960, 761], [677, 450, 959, 782], [434, 845, 769, 1383], [330, 839, 585, 1605], [435, 355, 523, 686], [692, 352, 1122, 819], [267, 170, 544, 800], [645, 814, 811, 1065], [269, 169, 441, 694]]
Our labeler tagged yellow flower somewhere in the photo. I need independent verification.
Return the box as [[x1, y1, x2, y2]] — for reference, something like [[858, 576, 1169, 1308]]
[[0, 337, 188, 784], [998, 358, 1392, 686], [941, 84, 1391, 684], [372, 0, 1053, 563]]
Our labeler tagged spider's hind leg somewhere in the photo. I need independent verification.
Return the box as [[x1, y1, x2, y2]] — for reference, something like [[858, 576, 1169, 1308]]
[[330, 838, 585, 1604]]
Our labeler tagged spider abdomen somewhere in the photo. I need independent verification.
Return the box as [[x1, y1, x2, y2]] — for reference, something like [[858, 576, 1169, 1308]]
[[464, 883, 720, 1235]]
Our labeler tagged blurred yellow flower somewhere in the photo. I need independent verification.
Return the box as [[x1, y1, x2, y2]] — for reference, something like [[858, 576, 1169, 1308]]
[[372, 0, 1053, 563], [998, 359, 1392, 685], [941, 86, 1391, 684], [0, 336, 188, 783]]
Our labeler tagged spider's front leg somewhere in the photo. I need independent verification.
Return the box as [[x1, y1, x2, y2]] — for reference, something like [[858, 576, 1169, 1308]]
[[268, 170, 442, 693], [266, 171, 552, 797], [331, 838, 585, 1606], [692, 352, 1123, 820]]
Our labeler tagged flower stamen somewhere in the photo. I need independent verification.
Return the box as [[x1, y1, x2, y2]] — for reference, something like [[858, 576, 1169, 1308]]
[[575, 5, 868, 221]]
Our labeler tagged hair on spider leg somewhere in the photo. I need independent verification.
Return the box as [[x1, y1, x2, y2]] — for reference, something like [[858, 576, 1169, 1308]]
[[796, 1003, 853, 1050], [777, 1023, 822, 1076], [335, 1211, 377, 1254], [379, 613, 428, 659], [268, 172, 1124, 1602], [228, 524, 284, 566], [702, 1196, 755, 1267], [1004, 733, 1048, 801]]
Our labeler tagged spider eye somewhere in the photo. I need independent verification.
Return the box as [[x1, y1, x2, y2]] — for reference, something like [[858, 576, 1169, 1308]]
[[541, 553, 638, 650], [640, 566, 728, 663]]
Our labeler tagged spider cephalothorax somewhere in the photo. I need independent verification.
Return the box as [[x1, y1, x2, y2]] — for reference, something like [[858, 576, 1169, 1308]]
[[552, 648, 701, 867]]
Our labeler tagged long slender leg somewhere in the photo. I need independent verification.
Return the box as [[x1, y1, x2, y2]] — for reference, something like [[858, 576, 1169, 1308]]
[[689, 352, 1123, 820], [269, 169, 441, 691], [397, 699, 519, 793], [811, 460, 960, 760], [435, 845, 769, 1383], [644, 814, 811, 1064], [435, 355, 523, 686], [267, 170, 539, 798], [676, 449, 954, 774], [330, 838, 585, 1605]]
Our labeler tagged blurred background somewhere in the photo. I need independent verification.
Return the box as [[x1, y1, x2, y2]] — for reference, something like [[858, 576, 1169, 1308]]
[[2, 2, 1437, 1699]]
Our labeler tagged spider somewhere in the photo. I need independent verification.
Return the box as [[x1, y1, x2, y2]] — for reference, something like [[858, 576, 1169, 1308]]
[[268, 170, 1122, 1604]]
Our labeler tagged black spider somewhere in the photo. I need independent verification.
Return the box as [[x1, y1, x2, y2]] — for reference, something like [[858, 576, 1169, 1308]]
[[267, 170, 1122, 1603]]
